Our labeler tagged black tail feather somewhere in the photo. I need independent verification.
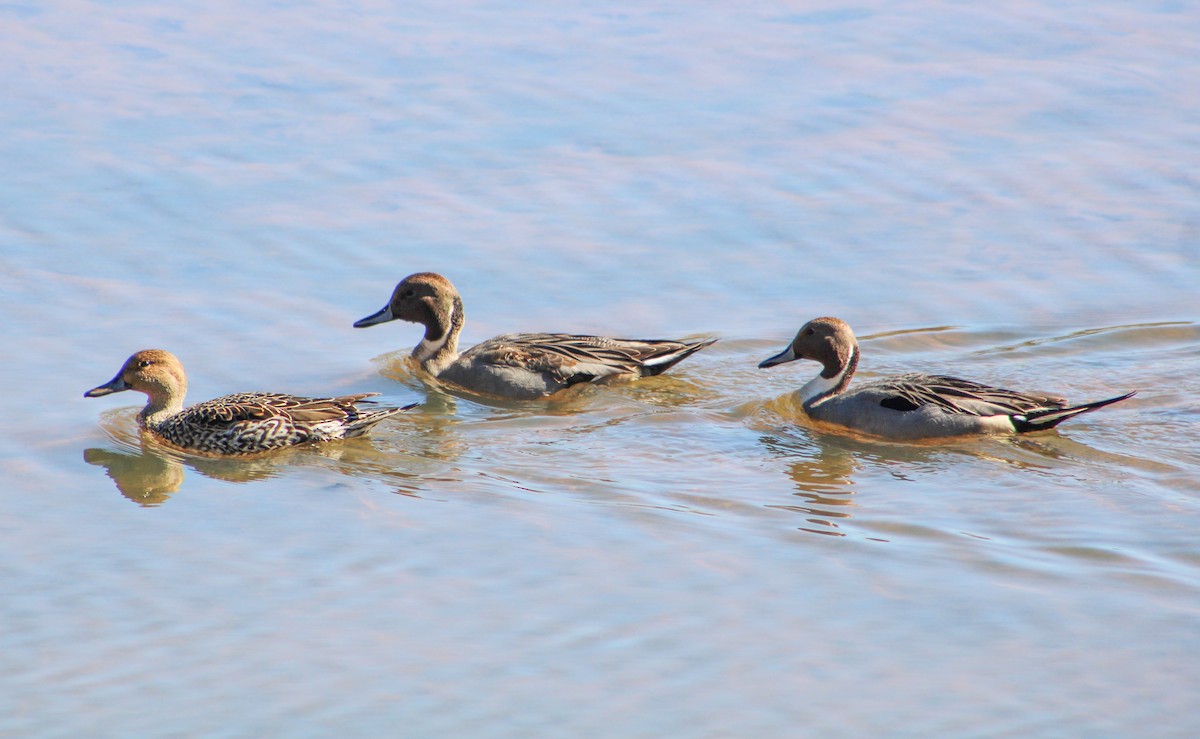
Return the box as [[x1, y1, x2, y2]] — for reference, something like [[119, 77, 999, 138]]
[[1011, 391, 1135, 433], [640, 338, 718, 377]]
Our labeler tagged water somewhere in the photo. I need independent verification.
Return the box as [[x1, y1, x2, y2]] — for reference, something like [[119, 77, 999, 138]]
[[3, 1, 1199, 736]]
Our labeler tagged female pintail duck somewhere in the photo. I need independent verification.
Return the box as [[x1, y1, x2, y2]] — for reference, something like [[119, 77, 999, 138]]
[[85, 349, 415, 455], [353, 272, 717, 400], [758, 317, 1135, 440]]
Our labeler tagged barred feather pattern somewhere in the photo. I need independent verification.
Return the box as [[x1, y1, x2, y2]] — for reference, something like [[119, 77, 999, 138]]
[[148, 392, 412, 455]]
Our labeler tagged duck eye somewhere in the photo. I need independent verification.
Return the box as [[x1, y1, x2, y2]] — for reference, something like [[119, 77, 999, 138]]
[[806, 328, 815, 336], [138, 360, 153, 368], [402, 289, 415, 298]]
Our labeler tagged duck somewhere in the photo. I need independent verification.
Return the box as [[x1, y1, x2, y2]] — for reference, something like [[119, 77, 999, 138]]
[[85, 349, 415, 455], [353, 272, 717, 399], [758, 317, 1135, 440]]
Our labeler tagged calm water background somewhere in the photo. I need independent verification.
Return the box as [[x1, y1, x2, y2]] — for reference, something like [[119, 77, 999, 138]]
[[3, 1, 1198, 735]]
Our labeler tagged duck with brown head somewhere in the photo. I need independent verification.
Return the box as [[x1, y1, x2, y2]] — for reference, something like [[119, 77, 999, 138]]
[[86, 349, 415, 455], [759, 317, 1134, 440], [354, 272, 717, 400]]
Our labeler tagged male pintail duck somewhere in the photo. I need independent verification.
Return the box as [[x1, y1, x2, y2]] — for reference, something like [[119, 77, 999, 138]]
[[758, 317, 1135, 440], [354, 272, 717, 399], [85, 349, 415, 455]]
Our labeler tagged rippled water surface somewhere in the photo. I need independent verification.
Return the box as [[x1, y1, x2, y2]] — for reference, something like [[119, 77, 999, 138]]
[[3, 1, 1199, 736]]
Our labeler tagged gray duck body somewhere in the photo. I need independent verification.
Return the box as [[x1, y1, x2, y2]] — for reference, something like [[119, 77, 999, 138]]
[[354, 272, 716, 400], [759, 317, 1134, 440]]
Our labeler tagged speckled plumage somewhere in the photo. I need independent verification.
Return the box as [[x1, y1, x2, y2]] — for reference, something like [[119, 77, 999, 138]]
[[759, 317, 1134, 440], [354, 272, 717, 399], [141, 390, 408, 454], [85, 350, 414, 455]]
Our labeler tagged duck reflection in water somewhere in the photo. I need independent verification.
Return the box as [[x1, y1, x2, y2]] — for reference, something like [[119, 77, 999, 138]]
[[84, 404, 451, 505], [83, 438, 297, 506], [758, 409, 1131, 540], [84, 444, 185, 507], [759, 432, 860, 538]]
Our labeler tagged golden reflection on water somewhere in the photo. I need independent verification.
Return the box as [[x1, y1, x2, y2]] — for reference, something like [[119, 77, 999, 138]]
[[82, 435, 301, 506], [758, 434, 859, 537], [83, 446, 184, 506]]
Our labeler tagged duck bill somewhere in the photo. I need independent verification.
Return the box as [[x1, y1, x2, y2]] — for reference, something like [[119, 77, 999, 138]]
[[758, 344, 799, 369], [353, 305, 396, 328], [84, 373, 130, 398]]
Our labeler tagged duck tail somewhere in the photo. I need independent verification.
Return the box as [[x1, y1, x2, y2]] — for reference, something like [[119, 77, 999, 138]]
[[640, 337, 718, 376], [344, 402, 419, 437], [1011, 391, 1135, 433]]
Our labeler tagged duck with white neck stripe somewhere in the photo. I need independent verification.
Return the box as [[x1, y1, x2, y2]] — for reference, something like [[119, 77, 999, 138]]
[[758, 317, 1135, 440], [354, 272, 717, 400]]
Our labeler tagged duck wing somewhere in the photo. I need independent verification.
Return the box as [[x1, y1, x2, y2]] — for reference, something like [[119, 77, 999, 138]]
[[178, 392, 381, 427], [872, 374, 1067, 417], [466, 333, 704, 383]]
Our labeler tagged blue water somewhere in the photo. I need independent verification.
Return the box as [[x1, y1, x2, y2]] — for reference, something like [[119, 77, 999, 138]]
[[2, 1, 1198, 736]]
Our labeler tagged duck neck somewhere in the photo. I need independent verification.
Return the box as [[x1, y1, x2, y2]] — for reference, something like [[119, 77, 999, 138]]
[[138, 385, 186, 429], [414, 295, 464, 376], [799, 345, 858, 407]]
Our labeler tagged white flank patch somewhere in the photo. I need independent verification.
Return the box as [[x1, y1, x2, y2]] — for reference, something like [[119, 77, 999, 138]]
[[984, 414, 1020, 433]]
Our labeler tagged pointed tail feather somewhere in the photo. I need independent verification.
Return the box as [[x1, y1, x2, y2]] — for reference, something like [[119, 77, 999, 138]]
[[344, 402, 419, 437], [640, 338, 718, 376], [1011, 391, 1135, 433]]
